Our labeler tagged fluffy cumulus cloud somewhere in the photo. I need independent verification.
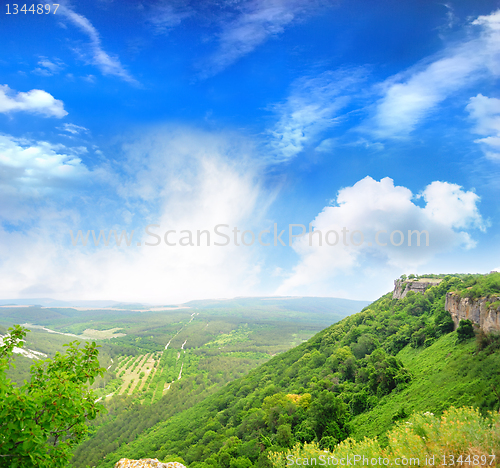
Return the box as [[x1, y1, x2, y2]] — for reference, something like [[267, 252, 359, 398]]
[[0, 134, 89, 186], [0, 84, 67, 118], [276, 176, 484, 298], [0, 127, 271, 303], [368, 9, 500, 138], [267, 69, 366, 161], [466, 94, 500, 160]]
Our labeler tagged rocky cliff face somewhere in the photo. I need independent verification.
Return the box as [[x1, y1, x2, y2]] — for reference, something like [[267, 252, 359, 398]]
[[393, 278, 442, 299], [445, 292, 500, 333]]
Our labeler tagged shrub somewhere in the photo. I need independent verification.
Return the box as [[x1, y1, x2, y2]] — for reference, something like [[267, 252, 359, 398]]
[[476, 330, 500, 354], [457, 320, 475, 343]]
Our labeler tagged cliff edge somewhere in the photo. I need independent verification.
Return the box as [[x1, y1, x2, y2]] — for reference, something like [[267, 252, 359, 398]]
[[445, 292, 500, 333], [393, 278, 442, 299]]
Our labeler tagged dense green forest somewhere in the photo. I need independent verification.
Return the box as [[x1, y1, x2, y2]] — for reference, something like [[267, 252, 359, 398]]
[[74, 273, 500, 467]]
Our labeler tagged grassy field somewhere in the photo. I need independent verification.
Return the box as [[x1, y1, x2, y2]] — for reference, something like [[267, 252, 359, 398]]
[[83, 328, 127, 339]]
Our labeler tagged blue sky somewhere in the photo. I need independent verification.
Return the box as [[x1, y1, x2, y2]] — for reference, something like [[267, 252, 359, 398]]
[[1, 0, 499, 303]]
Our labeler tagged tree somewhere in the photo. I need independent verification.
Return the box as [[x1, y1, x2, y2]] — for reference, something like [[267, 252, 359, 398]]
[[307, 390, 349, 442], [456, 319, 475, 343], [0, 325, 106, 467], [434, 308, 454, 335], [275, 423, 293, 448]]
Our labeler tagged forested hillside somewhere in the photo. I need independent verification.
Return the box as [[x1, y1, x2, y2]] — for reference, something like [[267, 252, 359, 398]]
[[76, 273, 500, 467]]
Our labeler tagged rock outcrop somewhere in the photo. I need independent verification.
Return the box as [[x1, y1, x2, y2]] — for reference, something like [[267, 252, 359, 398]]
[[393, 278, 442, 299], [445, 293, 500, 333], [114, 459, 186, 468]]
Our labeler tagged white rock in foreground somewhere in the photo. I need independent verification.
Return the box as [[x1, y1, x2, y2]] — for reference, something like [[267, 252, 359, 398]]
[[114, 458, 186, 468]]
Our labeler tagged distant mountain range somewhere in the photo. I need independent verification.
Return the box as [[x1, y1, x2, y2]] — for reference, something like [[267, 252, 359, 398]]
[[0, 296, 371, 314], [0, 298, 124, 308]]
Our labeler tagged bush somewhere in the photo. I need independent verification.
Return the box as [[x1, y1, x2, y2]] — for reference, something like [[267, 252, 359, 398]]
[[476, 330, 500, 354], [457, 320, 475, 343], [435, 308, 455, 335]]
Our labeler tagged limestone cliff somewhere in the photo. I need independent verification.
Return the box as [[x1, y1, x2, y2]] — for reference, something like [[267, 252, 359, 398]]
[[445, 292, 500, 333], [393, 278, 442, 299]]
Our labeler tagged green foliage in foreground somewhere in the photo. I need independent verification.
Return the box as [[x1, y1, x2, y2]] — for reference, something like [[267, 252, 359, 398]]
[[0, 325, 105, 468], [269, 406, 500, 467]]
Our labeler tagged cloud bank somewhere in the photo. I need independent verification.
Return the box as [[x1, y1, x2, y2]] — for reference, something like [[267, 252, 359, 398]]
[[0, 127, 488, 302]]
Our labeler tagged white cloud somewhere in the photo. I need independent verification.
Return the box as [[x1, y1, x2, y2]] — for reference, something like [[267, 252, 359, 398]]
[[0, 134, 92, 223], [420, 180, 484, 232], [466, 94, 500, 160], [347, 138, 384, 151], [441, 3, 459, 31], [368, 9, 500, 138], [0, 84, 67, 118], [315, 138, 336, 153], [0, 127, 273, 303], [267, 69, 366, 161], [0, 134, 89, 188], [199, 0, 323, 79], [58, 4, 137, 84], [60, 123, 90, 135], [32, 57, 65, 76], [276, 176, 484, 298], [146, 1, 193, 34]]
